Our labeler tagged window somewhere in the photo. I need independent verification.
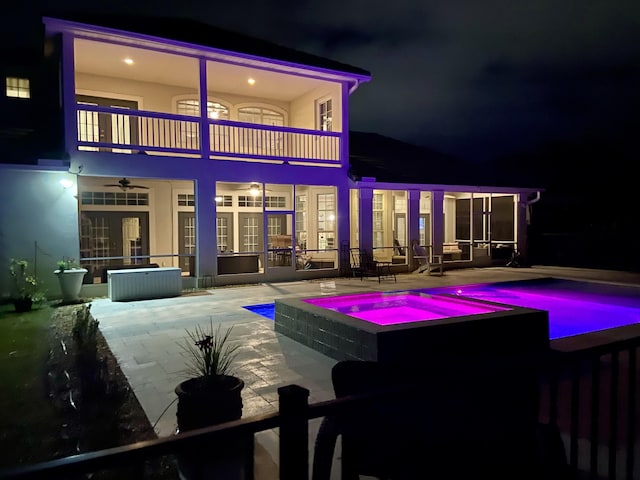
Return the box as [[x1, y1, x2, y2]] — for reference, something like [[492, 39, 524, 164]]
[[317, 193, 336, 250], [215, 195, 233, 207], [242, 217, 260, 252], [80, 191, 148, 206], [176, 99, 229, 119], [6, 77, 30, 98], [217, 217, 230, 252], [373, 193, 384, 248], [238, 107, 283, 126], [238, 196, 263, 207], [265, 196, 286, 208], [296, 195, 307, 250], [177, 194, 195, 206], [318, 98, 332, 131]]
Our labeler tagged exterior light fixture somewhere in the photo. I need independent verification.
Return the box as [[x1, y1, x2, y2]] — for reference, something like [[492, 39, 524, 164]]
[[124, 58, 134, 65], [214, 196, 223, 203], [60, 179, 73, 189], [247, 78, 256, 86]]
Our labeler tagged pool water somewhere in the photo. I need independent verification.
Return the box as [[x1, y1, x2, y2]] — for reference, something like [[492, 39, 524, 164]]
[[248, 278, 640, 340], [303, 292, 510, 325], [421, 279, 640, 339]]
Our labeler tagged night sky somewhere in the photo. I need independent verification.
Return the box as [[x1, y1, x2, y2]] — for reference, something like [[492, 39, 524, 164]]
[[6, 1, 640, 176]]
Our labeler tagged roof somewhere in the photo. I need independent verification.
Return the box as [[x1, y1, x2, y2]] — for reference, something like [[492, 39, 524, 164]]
[[44, 12, 371, 78], [348, 131, 542, 190]]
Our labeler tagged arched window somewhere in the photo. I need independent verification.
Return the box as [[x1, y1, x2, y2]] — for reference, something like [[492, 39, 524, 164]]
[[238, 107, 284, 127], [176, 99, 229, 120]]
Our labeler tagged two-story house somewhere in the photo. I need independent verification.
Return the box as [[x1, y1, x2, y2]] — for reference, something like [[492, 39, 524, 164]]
[[0, 13, 541, 298]]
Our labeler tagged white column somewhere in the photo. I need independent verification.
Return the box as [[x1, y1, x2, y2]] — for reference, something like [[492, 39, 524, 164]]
[[61, 33, 77, 157], [199, 58, 210, 159], [358, 187, 373, 252], [431, 190, 444, 257], [195, 178, 217, 278]]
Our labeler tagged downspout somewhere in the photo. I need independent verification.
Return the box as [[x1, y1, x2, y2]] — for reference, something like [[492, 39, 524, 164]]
[[527, 191, 541, 205], [349, 79, 361, 94]]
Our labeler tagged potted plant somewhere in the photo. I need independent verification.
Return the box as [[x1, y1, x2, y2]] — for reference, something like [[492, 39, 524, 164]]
[[8, 258, 44, 312], [54, 257, 88, 304], [175, 320, 246, 479]]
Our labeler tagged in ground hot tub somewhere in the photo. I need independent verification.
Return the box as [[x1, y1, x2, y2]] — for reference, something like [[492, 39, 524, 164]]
[[274, 291, 549, 362]]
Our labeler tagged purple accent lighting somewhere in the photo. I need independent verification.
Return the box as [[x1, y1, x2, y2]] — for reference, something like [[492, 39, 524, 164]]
[[422, 280, 640, 339], [303, 292, 510, 325]]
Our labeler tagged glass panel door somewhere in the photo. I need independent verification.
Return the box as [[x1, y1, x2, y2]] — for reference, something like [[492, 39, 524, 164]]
[[267, 213, 293, 268]]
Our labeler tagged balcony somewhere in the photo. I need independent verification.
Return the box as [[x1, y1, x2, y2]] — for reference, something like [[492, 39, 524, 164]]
[[72, 37, 345, 166], [76, 104, 341, 164]]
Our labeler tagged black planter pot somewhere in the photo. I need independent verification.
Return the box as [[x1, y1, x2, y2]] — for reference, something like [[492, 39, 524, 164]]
[[175, 375, 244, 433], [13, 298, 33, 313], [175, 375, 247, 479]]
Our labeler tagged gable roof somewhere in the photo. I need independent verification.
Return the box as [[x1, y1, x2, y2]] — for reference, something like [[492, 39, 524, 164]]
[[44, 12, 371, 78]]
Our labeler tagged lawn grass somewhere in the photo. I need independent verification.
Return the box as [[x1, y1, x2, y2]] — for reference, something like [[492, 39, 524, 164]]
[[0, 303, 60, 468]]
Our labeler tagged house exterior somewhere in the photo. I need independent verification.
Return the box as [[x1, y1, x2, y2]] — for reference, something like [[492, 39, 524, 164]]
[[0, 13, 542, 299]]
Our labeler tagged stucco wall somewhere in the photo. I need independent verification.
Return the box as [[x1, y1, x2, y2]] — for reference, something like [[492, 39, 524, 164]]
[[0, 166, 79, 299]]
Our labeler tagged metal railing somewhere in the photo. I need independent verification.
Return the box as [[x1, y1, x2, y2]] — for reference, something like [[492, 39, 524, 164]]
[[76, 105, 342, 164], [1, 337, 637, 480]]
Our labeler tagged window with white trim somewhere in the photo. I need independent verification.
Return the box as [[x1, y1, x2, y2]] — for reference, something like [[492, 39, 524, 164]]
[[373, 193, 384, 248], [318, 98, 332, 131], [317, 193, 336, 250], [6, 77, 30, 98], [177, 194, 195, 206], [176, 99, 229, 119]]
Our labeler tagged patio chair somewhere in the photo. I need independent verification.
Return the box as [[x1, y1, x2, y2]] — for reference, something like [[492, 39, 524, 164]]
[[412, 240, 443, 275], [350, 248, 396, 283], [312, 357, 569, 480]]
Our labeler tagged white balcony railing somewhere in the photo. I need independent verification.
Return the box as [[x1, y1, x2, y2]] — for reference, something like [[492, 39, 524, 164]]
[[76, 105, 342, 164]]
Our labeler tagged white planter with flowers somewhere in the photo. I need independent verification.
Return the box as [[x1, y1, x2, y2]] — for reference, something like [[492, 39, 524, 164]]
[[55, 258, 88, 303]]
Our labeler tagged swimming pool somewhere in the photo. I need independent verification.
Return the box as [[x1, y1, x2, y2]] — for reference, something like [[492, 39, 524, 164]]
[[272, 277, 640, 362], [420, 278, 640, 340]]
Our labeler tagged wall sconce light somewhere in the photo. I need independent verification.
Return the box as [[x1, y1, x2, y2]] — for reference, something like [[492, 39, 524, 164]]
[[214, 196, 223, 203], [60, 179, 73, 189]]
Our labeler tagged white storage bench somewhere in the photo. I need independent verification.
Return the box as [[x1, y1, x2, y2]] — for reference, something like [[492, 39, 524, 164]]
[[108, 267, 182, 301]]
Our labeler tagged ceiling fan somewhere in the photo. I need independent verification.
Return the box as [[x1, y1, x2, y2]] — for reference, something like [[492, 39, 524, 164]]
[[103, 177, 150, 191], [229, 182, 272, 195]]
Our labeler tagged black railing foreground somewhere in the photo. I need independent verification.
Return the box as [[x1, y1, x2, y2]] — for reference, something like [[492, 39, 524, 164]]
[[1, 336, 638, 480]]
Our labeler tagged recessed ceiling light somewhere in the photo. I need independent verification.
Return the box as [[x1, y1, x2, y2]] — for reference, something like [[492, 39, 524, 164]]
[[124, 58, 134, 65], [247, 78, 256, 85]]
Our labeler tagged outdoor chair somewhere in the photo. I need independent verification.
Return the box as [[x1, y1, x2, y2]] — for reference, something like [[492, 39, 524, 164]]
[[349, 248, 396, 283], [312, 357, 569, 480], [411, 241, 443, 275]]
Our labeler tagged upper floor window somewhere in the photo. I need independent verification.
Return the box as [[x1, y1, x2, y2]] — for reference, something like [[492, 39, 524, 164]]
[[177, 194, 195, 206], [238, 107, 284, 127], [6, 77, 30, 99], [177, 99, 229, 120], [318, 98, 332, 131]]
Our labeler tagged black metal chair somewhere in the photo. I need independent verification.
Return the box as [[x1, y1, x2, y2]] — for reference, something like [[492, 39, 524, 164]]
[[349, 248, 396, 283], [312, 358, 569, 480]]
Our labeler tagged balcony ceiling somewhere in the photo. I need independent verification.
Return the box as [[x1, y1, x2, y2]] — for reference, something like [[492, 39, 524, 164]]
[[74, 39, 329, 102]]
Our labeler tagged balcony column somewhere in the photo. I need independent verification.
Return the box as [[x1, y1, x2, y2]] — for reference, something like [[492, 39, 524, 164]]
[[61, 33, 77, 157], [198, 58, 210, 159], [340, 81, 350, 173], [431, 190, 444, 257], [195, 178, 217, 279], [358, 186, 374, 252]]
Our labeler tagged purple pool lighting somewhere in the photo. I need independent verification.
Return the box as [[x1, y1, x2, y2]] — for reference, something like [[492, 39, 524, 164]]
[[422, 279, 640, 340], [303, 292, 510, 325]]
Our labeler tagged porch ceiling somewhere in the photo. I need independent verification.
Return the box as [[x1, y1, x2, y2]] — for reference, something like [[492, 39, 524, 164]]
[[74, 39, 329, 101]]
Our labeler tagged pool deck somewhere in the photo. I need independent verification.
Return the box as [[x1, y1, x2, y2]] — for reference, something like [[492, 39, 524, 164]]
[[89, 265, 640, 478]]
